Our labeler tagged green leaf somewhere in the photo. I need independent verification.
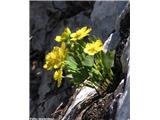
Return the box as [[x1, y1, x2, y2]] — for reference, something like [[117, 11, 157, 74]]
[[82, 55, 94, 67], [72, 72, 84, 84], [71, 67, 89, 84], [65, 55, 78, 71], [102, 50, 115, 69], [92, 68, 100, 75], [91, 68, 103, 82], [105, 78, 111, 84]]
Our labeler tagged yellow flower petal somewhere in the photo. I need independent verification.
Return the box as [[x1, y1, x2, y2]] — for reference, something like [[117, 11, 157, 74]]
[[54, 69, 63, 87], [55, 36, 62, 42], [78, 26, 87, 32], [43, 64, 47, 69], [85, 28, 92, 33], [65, 27, 71, 35], [70, 26, 92, 41], [70, 33, 76, 38], [61, 42, 66, 50], [84, 39, 103, 56], [55, 27, 71, 42]]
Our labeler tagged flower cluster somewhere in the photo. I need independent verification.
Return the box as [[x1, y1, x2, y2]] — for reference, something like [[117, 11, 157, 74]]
[[43, 43, 67, 70], [43, 42, 67, 87], [43, 26, 115, 93]]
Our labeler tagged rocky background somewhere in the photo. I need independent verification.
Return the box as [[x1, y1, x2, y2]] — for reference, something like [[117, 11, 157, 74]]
[[30, 1, 130, 119]]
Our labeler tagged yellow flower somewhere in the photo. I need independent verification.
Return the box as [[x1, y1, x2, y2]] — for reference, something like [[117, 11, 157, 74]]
[[55, 27, 71, 42], [43, 42, 68, 70], [53, 69, 63, 87], [55, 36, 62, 42], [84, 39, 103, 56], [70, 26, 92, 41]]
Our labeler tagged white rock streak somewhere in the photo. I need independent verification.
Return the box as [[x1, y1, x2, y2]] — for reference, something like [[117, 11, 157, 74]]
[[103, 33, 113, 53], [62, 86, 96, 120]]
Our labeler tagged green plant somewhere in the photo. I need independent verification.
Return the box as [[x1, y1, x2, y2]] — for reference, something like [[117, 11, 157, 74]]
[[43, 26, 115, 93]]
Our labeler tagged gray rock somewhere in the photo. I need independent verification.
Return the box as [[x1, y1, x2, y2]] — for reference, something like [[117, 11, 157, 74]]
[[91, 1, 128, 41], [53, 1, 68, 11], [103, 3, 130, 120], [114, 3, 130, 120], [30, 1, 54, 52], [115, 36, 130, 120], [34, 69, 75, 118], [103, 33, 114, 53], [38, 71, 53, 102], [121, 36, 130, 74], [115, 66, 130, 120]]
